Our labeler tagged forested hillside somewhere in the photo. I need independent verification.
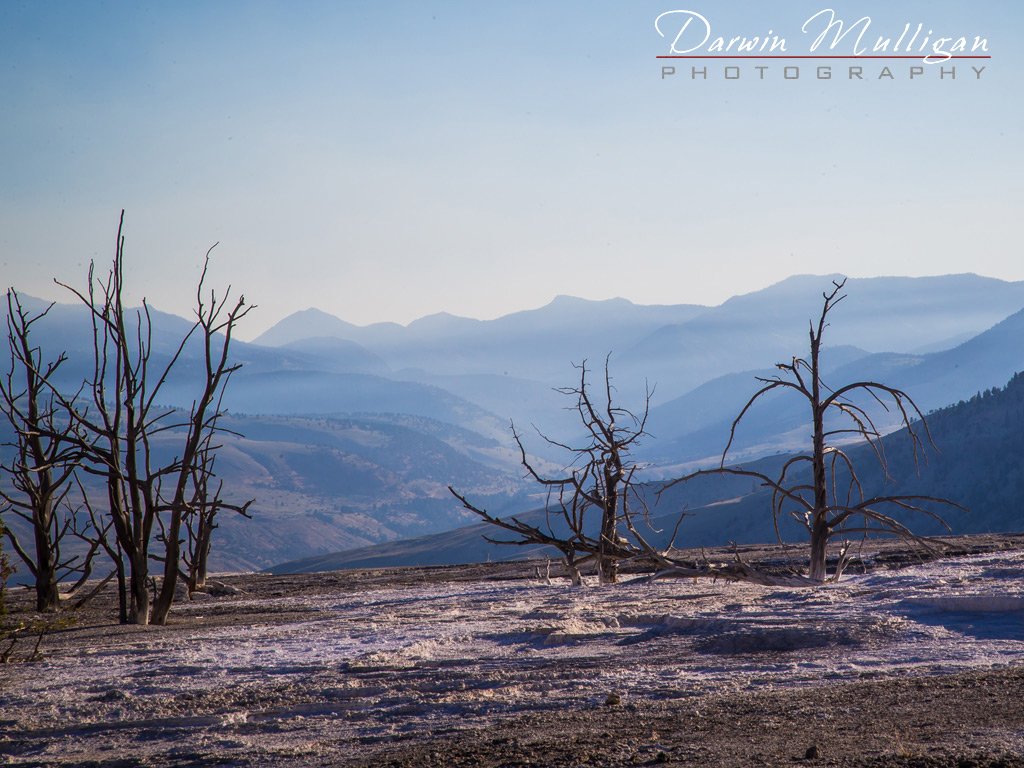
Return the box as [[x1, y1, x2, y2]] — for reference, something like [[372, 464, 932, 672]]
[[880, 372, 1024, 528]]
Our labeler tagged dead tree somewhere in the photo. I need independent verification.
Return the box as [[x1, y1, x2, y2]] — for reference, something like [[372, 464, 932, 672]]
[[176, 410, 252, 594], [451, 358, 649, 584], [148, 263, 252, 624], [55, 218, 170, 625], [0, 291, 93, 612], [56, 211, 252, 625], [663, 279, 960, 582]]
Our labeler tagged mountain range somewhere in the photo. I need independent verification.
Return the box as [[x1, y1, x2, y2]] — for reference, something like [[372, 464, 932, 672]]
[[4, 273, 1024, 575]]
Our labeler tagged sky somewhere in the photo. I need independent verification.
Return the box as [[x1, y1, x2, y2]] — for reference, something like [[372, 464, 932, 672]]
[[1, 1, 1021, 339]]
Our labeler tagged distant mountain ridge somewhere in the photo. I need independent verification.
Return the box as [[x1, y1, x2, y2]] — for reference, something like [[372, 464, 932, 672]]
[[253, 273, 1024, 394], [255, 307, 404, 348], [253, 294, 706, 348], [619, 273, 1024, 394], [641, 303, 1024, 470], [254, 294, 708, 393]]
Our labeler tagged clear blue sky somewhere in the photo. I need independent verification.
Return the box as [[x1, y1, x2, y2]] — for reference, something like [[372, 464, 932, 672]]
[[1, 1, 1021, 338]]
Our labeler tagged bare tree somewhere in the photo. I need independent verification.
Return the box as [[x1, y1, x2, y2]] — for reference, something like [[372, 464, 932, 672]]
[[663, 279, 960, 582], [176, 411, 252, 595], [451, 358, 649, 584], [0, 291, 93, 612], [56, 217, 172, 625], [56, 211, 252, 625], [148, 262, 252, 624]]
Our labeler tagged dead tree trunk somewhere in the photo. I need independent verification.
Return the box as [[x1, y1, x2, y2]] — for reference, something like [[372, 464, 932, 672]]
[[598, 459, 622, 584], [807, 296, 829, 582]]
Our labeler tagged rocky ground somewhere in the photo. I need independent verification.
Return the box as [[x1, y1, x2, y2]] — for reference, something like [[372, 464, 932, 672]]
[[2, 534, 1024, 767]]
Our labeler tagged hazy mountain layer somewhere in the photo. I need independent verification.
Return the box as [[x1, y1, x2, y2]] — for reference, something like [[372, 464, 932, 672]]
[[251, 273, 1024, 446], [269, 371, 1024, 574], [643, 305, 1024, 470]]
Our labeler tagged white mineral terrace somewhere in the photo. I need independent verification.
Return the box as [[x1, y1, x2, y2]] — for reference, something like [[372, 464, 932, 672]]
[[5, 551, 1024, 763]]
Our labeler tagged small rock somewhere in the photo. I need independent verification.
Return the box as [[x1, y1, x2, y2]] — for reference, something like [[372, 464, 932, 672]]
[[654, 751, 670, 763], [605, 692, 621, 706], [805, 744, 820, 760], [203, 580, 244, 597]]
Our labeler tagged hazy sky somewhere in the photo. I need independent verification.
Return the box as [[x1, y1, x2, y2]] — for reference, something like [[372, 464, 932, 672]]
[[1, 1, 1020, 338]]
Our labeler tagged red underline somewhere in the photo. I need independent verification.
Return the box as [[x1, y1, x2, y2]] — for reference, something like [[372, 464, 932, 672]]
[[656, 55, 991, 60]]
